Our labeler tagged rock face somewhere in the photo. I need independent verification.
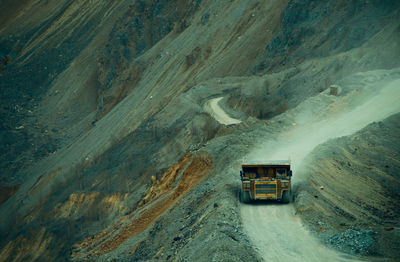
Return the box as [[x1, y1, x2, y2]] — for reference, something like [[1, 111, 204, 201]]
[[257, 0, 400, 72], [0, 0, 399, 261]]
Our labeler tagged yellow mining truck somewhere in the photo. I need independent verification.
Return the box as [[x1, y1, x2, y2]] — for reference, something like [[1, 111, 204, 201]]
[[240, 161, 292, 203]]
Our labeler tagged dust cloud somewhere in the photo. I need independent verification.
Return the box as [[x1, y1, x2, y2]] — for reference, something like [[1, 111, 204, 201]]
[[241, 70, 400, 262], [246, 72, 400, 183]]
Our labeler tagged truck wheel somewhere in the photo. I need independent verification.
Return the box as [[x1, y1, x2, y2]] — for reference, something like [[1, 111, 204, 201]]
[[240, 190, 251, 203], [282, 190, 291, 204]]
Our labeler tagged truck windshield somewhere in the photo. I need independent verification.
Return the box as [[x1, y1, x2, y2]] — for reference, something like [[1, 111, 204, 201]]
[[242, 166, 289, 178], [277, 168, 286, 176]]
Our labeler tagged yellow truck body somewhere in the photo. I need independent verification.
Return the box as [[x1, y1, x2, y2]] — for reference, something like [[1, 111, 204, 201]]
[[240, 161, 292, 203]]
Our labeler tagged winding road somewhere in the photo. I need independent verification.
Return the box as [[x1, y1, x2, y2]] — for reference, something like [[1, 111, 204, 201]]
[[204, 97, 241, 125], [206, 75, 400, 261]]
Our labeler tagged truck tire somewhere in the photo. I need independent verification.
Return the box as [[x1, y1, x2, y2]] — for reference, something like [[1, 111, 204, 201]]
[[282, 190, 291, 204], [240, 190, 251, 203]]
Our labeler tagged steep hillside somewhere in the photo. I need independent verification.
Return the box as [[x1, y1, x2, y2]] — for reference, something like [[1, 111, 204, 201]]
[[1, 0, 400, 261], [296, 113, 400, 258], [0, 0, 133, 181]]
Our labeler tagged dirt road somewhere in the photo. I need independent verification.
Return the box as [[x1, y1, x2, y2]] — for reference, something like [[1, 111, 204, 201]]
[[207, 72, 400, 261], [204, 97, 241, 125], [241, 204, 355, 262]]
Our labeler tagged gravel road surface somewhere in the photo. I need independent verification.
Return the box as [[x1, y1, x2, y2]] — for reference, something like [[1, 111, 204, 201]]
[[205, 97, 242, 125]]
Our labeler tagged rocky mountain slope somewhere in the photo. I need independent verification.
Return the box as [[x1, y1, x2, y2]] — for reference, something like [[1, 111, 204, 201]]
[[1, 0, 400, 261]]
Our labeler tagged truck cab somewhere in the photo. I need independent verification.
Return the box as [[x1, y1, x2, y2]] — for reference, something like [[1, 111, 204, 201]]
[[240, 161, 292, 203]]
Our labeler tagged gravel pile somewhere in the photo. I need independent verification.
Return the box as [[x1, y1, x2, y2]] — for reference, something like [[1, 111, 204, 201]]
[[325, 229, 377, 255]]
